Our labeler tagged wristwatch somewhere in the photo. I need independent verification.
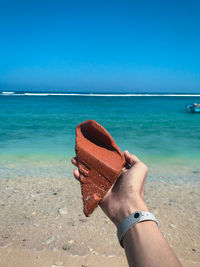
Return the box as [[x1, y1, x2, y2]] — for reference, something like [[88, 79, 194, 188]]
[[117, 211, 159, 247]]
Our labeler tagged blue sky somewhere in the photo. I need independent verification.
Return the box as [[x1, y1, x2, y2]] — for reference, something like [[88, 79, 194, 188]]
[[0, 0, 200, 93]]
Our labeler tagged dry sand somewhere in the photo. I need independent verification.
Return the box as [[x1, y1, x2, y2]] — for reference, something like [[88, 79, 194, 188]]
[[0, 173, 200, 267]]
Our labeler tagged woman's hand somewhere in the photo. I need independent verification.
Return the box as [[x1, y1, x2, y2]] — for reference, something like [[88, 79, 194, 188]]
[[99, 150, 149, 226], [72, 151, 149, 226]]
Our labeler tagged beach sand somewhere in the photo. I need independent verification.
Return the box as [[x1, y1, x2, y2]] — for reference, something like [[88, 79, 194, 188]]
[[0, 171, 200, 267]]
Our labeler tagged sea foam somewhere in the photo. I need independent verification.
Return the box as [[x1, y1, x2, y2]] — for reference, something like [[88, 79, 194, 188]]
[[1, 92, 200, 97]]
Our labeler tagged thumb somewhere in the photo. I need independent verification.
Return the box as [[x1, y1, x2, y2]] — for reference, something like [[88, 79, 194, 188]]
[[124, 150, 140, 166]]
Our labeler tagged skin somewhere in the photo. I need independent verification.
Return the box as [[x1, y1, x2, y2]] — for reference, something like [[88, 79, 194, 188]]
[[72, 151, 182, 267]]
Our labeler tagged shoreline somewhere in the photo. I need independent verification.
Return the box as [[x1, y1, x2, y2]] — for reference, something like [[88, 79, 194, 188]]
[[0, 175, 199, 266], [1, 158, 199, 183]]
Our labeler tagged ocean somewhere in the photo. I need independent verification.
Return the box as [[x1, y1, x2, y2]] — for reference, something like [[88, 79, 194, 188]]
[[0, 92, 200, 180]]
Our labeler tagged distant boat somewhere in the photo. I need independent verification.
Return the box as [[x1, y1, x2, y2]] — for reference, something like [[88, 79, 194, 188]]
[[186, 103, 200, 113]]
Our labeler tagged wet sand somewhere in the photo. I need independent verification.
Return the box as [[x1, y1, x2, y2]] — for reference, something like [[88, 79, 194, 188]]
[[0, 172, 200, 267]]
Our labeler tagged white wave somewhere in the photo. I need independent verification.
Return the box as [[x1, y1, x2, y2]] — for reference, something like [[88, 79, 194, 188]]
[[2, 91, 15, 94], [24, 93, 49, 96], [23, 93, 200, 97], [72, 93, 200, 97], [1, 92, 200, 97]]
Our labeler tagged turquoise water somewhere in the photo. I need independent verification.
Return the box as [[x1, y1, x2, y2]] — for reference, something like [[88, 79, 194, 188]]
[[0, 94, 200, 178]]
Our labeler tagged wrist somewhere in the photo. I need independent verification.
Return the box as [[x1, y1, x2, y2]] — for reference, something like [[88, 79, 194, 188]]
[[113, 198, 149, 226]]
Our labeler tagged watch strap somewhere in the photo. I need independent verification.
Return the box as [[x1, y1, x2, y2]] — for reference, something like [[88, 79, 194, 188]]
[[117, 211, 159, 247]]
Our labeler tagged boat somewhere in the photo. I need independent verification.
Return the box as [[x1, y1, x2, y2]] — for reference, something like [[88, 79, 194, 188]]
[[186, 103, 200, 113]]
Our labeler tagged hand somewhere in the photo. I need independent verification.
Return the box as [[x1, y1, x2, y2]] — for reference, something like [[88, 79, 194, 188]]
[[99, 150, 149, 226], [72, 151, 149, 226]]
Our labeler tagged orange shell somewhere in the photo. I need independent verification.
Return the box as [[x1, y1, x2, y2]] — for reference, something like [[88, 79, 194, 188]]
[[75, 120, 125, 216]]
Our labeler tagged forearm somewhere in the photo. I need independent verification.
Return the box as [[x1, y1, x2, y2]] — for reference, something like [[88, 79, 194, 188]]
[[123, 220, 182, 267]]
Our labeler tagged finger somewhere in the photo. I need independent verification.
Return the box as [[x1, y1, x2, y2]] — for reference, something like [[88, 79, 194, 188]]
[[73, 169, 80, 180], [124, 150, 140, 166], [71, 157, 78, 166]]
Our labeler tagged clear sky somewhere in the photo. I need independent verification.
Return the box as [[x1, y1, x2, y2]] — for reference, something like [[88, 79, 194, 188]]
[[0, 0, 200, 93]]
